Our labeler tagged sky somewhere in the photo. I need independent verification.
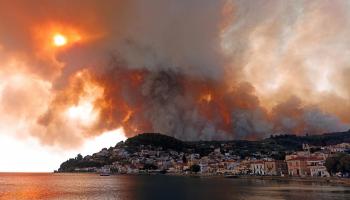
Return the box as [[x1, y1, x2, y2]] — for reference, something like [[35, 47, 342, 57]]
[[1, 0, 350, 172], [0, 129, 126, 172]]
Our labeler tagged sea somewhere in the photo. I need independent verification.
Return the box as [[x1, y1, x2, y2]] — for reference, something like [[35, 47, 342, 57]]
[[0, 173, 349, 200]]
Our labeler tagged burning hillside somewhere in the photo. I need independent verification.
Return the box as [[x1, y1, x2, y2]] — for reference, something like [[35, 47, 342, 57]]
[[40, 62, 349, 143]]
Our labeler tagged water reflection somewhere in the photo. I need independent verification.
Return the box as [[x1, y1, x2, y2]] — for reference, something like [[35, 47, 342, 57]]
[[0, 173, 349, 200]]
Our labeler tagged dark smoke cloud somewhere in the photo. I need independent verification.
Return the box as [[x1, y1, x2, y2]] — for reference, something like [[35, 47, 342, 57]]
[[93, 65, 347, 140], [0, 0, 349, 148]]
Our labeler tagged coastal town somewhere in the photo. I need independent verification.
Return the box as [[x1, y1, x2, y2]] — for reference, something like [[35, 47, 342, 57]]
[[59, 133, 350, 178]]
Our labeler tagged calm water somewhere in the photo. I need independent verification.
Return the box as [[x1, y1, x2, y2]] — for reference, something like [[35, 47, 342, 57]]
[[0, 173, 349, 200]]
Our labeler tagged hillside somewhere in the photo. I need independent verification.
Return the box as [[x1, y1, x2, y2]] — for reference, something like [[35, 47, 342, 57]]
[[58, 130, 350, 172], [124, 133, 185, 152]]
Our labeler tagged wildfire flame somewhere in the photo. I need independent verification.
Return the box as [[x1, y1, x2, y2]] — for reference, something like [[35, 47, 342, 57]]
[[66, 101, 96, 125], [122, 110, 133, 123], [61, 70, 104, 128], [199, 93, 213, 104]]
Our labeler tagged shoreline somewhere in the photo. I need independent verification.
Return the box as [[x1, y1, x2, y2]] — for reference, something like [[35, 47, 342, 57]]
[[235, 175, 350, 186], [55, 171, 350, 186], [178, 174, 350, 186]]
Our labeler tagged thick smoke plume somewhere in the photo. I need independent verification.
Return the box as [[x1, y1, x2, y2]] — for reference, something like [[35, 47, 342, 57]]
[[0, 0, 349, 148]]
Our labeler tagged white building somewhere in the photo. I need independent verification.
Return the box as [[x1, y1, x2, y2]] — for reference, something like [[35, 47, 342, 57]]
[[307, 159, 330, 177], [250, 161, 265, 175]]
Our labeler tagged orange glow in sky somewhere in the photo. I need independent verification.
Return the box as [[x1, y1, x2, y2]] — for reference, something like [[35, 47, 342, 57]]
[[53, 33, 67, 46], [66, 101, 97, 126], [33, 23, 85, 52], [64, 73, 104, 127]]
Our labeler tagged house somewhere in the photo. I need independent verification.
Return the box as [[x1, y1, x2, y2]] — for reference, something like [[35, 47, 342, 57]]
[[225, 160, 238, 171], [285, 151, 310, 160], [95, 148, 109, 157], [214, 148, 221, 154], [309, 165, 329, 177], [264, 160, 288, 176], [199, 156, 209, 173], [251, 161, 265, 175], [234, 161, 250, 175], [199, 163, 209, 173], [286, 157, 309, 176], [307, 158, 330, 177], [287, 154, 330, 177], [326, 143, 350, 153]]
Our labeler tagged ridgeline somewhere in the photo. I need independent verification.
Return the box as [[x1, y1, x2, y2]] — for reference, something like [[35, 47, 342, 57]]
[[58, 130, 350, 172]]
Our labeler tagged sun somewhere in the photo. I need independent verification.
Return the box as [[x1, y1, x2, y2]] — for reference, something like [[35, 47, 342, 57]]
[[53, 33, 67, 46]]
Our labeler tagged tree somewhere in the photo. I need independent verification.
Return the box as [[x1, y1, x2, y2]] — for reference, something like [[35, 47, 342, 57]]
[[143, 164, 158, 170], [339, 155, 350, 174], [76, 154, 83, 161], [190, 164, 201, 173], [271, 151, 286, 160], [325, 156, 338, 175], [125, 133, 185, 151], [326, 153, 350, 176], [182, 154, 187, 164]]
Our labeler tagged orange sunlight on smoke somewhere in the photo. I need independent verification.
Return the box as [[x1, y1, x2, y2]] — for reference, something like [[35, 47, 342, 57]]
[[32, 23, 84, 54], [65, 78, 103, 127], [66, 101, 97, 126], [52, 33, 67, 47]]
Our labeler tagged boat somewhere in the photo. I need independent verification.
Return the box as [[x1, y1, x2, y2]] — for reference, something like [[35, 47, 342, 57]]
[[100, 167, 111, 176], [224, 175, 239, 179], [100, 173, 110, 176]]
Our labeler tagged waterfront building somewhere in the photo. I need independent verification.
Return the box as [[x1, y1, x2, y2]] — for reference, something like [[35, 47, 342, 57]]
[[286, 157, 309, 176], [264, 160, 288, 176], [307, 158, 330, 177], [250, 161, 265, 175]]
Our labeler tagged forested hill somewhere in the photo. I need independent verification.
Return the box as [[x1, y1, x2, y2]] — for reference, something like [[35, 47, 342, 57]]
[[124, 130, 350, 154], [58, 130, 350, 172], [267, 130, 350, 148], [124, 133, 185, 152]]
